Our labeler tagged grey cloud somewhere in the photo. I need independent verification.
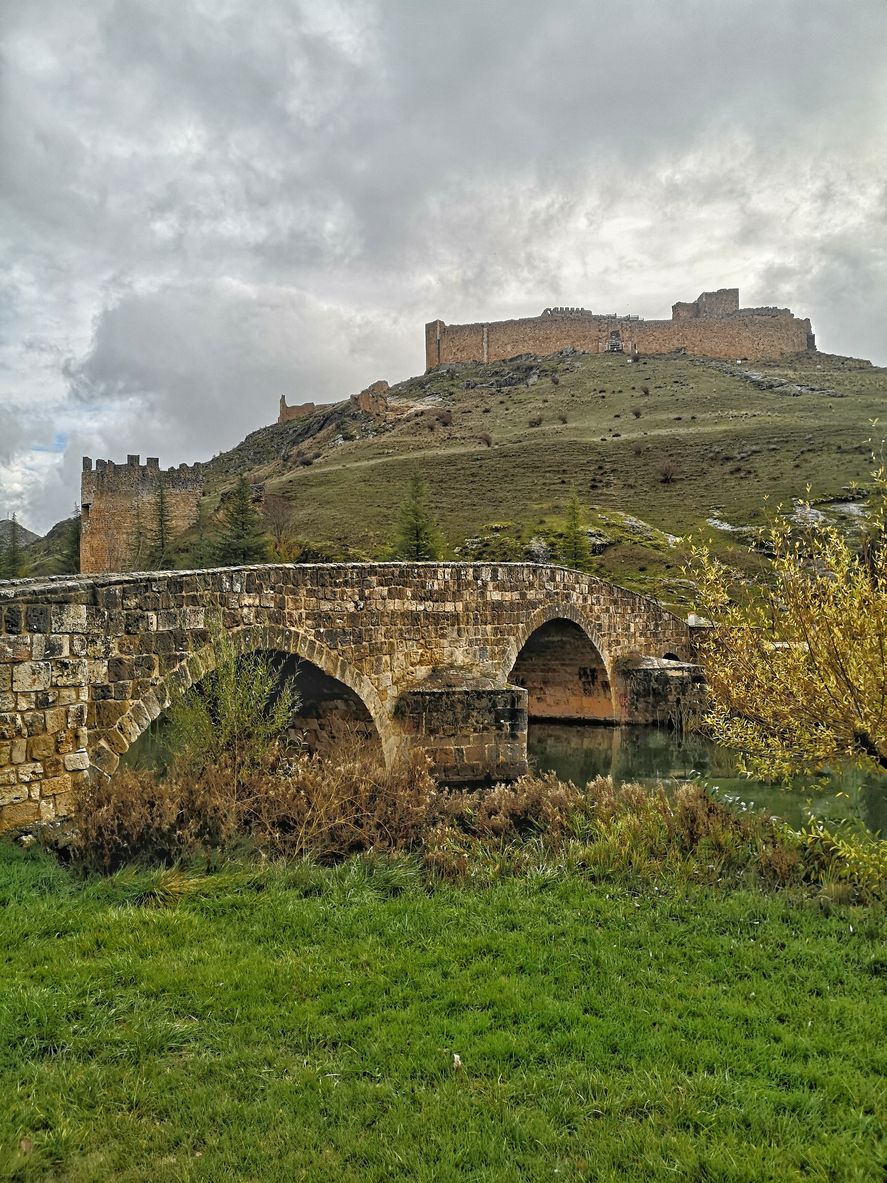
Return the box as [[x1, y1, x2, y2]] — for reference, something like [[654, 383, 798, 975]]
[[0, 0, 885, 531]]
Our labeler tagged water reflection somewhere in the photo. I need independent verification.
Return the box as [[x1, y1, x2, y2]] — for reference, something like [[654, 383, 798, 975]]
[[528, 723, 886, 835]]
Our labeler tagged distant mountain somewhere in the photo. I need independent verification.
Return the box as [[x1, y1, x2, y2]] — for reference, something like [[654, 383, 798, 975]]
[[0, 519, 40, 548]]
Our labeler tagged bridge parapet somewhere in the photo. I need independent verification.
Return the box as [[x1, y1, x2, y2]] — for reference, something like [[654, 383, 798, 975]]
[[0, 563, 693, 830]]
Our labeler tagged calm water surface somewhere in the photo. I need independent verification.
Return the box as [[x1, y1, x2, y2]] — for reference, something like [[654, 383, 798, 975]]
[[528, 723, 886, 835]]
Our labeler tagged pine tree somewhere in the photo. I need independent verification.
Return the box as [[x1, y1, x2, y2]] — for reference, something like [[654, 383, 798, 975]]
[[560, 492, 591, 571], [215, 475, 270, 565], [63, 507, 81, 574], [148, 476, 173, 569], [0, 514, 28, 579], [392, 473, 445, 561]]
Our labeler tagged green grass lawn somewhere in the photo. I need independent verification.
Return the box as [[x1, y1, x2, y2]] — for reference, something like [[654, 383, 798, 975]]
[[2, 845, 884, 1181]]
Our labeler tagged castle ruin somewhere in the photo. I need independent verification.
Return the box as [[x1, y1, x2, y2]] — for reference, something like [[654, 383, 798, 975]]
[[80, 456, 204, 573], [425, 288, 815, 369], [278, 396, 316, 423]]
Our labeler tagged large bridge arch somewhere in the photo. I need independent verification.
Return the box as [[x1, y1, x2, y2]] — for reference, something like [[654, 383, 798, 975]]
[[95, 624, 392, 781]]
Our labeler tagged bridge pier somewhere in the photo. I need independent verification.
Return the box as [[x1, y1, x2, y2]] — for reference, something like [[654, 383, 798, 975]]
[[394, 682, 528, 784]]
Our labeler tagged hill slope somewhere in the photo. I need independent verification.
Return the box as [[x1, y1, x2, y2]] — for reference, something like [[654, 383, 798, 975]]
[[177, 349, 883, 609]]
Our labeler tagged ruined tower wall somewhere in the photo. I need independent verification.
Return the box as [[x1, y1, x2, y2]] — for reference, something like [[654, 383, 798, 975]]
[[80, 456, 204, 574]]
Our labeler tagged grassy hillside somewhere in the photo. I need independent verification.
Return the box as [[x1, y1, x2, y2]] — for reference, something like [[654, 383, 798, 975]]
[[180, 349, 883, 609]]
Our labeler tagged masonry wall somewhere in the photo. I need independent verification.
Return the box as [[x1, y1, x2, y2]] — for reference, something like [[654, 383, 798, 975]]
[[278, 397, 316, 423], [427, 286, 814, 368], [80, 456, 204, 574]]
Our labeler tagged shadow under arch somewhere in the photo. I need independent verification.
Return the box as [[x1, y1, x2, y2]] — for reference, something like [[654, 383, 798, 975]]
[[95, 624, 391, 778], [503, 604, 620, 723]]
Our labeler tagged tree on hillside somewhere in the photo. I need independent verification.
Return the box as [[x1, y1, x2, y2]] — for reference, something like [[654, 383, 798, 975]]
[[63, 507, 81, 574], [690, 467, 887, 779], [0, 514, 28, 579], [391, 473, 445, 561], [263, 494, 298, 561], [215, 476, 270, 565], [560, 492, 591, 571], [148, 476, 173, 569]]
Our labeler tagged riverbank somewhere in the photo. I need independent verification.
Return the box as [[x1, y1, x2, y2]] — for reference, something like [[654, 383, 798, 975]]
[[1, 843, 884, 1181]]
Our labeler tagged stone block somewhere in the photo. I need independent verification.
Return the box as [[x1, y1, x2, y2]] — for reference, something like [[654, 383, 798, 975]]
[[63, 751, 90, 772], [16, 762, 43, 782], [44, 706, 67, 734], [51, 789, 75, 819], [0, 781, 28, 806], [51, 659, 89, 688], [0, 798, 40, 828], [90, 742, 119, 776], [51, 603, 88, 632], [28, 733, 57, 760], [12, 662, 51, 692]]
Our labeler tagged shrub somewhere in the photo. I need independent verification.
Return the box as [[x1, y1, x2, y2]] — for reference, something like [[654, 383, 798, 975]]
[[528, 414, 543, 428], [659, 460, 677, 483], [73, 744, 437, 871], [478, 431, 493, 447]]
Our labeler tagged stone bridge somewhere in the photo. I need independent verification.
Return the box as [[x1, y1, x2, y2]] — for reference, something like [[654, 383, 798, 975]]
[[0, 563, 698, 830]]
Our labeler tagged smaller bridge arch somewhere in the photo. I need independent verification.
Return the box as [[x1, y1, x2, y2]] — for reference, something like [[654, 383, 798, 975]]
[[505, 606, 620, 723], [500, 602, 614, 689]]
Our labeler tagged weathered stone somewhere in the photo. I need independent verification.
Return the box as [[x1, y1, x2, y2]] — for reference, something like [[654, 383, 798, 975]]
[[12, 662, 51, 692], [0, 798, 39, 826], [50, 604, 88, 633]]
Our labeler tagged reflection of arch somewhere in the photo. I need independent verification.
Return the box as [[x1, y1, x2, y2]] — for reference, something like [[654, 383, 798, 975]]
[[503, 606, 619, 721], [101, 625, 388, 776]]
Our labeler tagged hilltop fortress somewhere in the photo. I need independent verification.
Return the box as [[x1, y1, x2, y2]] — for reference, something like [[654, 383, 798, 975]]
[[426, 288, 815, 368]]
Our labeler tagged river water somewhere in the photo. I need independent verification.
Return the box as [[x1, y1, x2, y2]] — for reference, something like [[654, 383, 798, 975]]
[[528, 723, 886, 835]]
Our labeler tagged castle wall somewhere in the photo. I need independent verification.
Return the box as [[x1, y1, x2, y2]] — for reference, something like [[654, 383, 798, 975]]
[[80, 456, 204, 574], [427, 289, 813, 368], [278, 397, 316, 423]]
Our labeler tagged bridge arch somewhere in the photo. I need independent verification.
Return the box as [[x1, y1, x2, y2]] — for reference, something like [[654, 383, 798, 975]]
[[96, 624, 391, 779], [503, 605, 620, 722]]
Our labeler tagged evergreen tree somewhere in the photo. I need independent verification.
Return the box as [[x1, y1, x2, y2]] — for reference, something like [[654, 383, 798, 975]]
[[149, 476, 173, 569], [391, 473, 445, 560], [560, 492, 591, 571], [0, 514, 28, 579], [63, 507, 81, 574], [129, 498, 148, 570], [215, 475, 270, 565]]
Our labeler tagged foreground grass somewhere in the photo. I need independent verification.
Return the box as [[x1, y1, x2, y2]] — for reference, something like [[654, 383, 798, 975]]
[[1, 845, 884, 1182]]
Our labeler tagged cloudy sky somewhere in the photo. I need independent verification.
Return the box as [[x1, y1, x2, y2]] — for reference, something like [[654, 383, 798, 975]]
[[2, 0, 885, 532]]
